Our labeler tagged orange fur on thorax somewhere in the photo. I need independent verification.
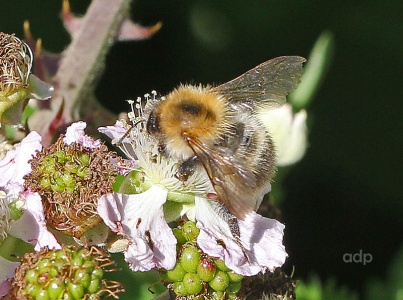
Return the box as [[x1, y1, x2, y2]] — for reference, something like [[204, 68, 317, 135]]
[[157, 85, 229, 158]]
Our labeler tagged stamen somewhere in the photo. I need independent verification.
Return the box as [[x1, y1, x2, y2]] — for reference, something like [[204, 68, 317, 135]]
[[0, 191, 11, 243]]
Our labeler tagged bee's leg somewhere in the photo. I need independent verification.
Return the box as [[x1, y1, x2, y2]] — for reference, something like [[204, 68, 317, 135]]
[[176, 155, 199, 181], [215, 202, 250, 263]]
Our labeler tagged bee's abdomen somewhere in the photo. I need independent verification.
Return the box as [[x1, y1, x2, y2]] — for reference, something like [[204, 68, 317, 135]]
[[221, 114, 277, 185]]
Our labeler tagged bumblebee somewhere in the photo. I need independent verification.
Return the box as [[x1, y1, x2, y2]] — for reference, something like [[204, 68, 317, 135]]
[[146, 56, 305, 220]]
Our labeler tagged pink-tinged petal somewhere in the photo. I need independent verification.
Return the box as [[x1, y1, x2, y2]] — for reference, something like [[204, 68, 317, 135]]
[[124, 238, 157, 272], [238, 212, 287, 273], [15, 192, 60, 251], [63, 121, 101, 149], [195, 197, 287, 276], [0, 257, 19, 295], [8, 202, 39, 245], [0, 131, 42, 195], [98, 185, 177, 271], [97, 193, 125, 235], [98, 121, 128, 141], [0, 279, 11, 297]]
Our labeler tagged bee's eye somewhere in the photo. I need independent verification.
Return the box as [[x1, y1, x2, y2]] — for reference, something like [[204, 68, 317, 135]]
[[146, 111, 161, 134]]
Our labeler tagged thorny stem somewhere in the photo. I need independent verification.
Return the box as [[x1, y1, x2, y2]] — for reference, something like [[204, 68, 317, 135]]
[[38, 0, 131, 140]]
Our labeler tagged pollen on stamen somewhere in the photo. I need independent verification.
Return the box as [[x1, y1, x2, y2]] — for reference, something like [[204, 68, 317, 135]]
[[0, 32, 33, 94], [0, 191, 11, 243]]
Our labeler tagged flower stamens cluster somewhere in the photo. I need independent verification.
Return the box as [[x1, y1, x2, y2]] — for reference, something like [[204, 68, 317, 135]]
[[0, 191, 11, 243], [0, 32, 32, 95]]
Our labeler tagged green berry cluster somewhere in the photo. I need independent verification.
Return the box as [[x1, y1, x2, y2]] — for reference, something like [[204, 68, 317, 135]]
[[37, 150, 90, 193], [9, 246, 123, 300], [160, 221, 243, 299], [24, 136, 120, 238]]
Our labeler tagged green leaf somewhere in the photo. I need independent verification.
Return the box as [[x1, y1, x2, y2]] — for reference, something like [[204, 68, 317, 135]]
[[289, 30, 335, 110]]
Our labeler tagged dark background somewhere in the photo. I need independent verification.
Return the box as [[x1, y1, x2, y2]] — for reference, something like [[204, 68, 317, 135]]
[[1, 0, 402, 297]]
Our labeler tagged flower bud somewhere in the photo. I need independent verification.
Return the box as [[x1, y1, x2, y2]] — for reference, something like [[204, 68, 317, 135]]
[[0, 32, 32, 96], [0, 32, 53, 126]]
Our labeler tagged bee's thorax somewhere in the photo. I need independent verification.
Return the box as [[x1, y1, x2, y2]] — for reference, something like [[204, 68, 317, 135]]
[[149, 84, 231, 160]]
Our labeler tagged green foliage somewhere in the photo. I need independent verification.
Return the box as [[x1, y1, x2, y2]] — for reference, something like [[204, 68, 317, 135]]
[[104, 253, 165, 300], [296, 275, 359, 300], [296, 244, 403, 300], [289, 31, 334, 111], [365, 245, 403, 300]]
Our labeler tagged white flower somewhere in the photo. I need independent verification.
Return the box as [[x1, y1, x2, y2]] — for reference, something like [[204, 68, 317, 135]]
[[98, 186, 177, 271], [98, 115, 208, 271], [0, 132, 59, 294], [259, 103, 308, 166], [99, 116, 211, 222], [195, 197, 287, 276], [98, 95, 288, 275]]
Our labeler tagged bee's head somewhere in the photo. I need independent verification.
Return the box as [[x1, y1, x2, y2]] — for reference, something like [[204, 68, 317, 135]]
[[146, 109, 161, 135]]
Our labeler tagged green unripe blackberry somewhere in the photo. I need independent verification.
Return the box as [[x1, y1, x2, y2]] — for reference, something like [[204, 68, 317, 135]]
[[161, 222, 245, 299], [8, 246, 123, 299], [173, 281, 188, 296], [226, 281, 242, 294], [182, 273, 203, 295], [214, 259, 231, 272], [165, 263, 187, 282], [209, 270, 230, 292], [182, 221, 200, 241], [180, 245, 201, 273], [227, 271, 243, 283], [197, 256, 216, 282], [24, 136, 121, 238]]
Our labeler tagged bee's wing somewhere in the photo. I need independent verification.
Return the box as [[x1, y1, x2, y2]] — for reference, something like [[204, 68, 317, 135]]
[[185, 135, 258, 220], [212, 56, 306, 110]]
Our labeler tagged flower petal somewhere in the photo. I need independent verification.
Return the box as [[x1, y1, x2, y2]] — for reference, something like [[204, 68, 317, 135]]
[[98, 121, 128, 142], [63, 121, 101, 149], [98, 121, 138, 161], [0, 256, 19, 296], [11, 192, 60, 251], [98, 185, 177, 271], [238, 212, 287, 273], [28, 74, 54, 100], [259, 104, 308, 166], [195, 197, 287, 276], [0, 131, 42, 196], [276, 109, 307, 166]]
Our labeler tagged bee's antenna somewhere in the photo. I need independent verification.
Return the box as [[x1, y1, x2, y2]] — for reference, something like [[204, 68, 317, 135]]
[[116, 119, 146, 146]]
